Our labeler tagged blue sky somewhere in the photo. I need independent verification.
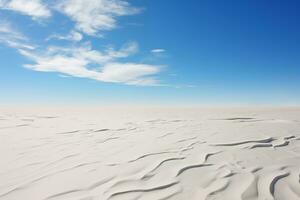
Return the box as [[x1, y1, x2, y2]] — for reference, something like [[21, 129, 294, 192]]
[[0, 0, 300, 105]]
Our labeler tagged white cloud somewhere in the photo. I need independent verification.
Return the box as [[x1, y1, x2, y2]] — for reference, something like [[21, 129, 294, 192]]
[[105, 41, 138, 58], [0, 1, 166, 87], [100, 62, 160, 85], [0, 0, 51, 19], [151, 49, 166, 53], [0, 21, 35, 49], [0, 21, 25, 40], [19, 42, 161, 86], [56, 0, 140, 35], [47, 30, 83, 42]]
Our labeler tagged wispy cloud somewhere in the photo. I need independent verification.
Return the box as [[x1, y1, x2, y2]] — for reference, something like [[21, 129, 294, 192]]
[[151, 49, 166, 53], [0, 0, 166, 86], [47, 30, 83, 42], [56, 0, 141, 35], [0, 21, 35, 49], [0, 0, 51, 19], [19, 42, 161, 85], [99, 62, 160, 85]]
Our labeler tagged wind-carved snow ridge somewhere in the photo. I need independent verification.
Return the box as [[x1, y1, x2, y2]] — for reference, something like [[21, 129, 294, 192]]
[[0, 107, 300, 200]]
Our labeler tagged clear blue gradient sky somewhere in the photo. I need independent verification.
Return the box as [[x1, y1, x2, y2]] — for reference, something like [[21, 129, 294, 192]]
[[0, 0, 300, 105]]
